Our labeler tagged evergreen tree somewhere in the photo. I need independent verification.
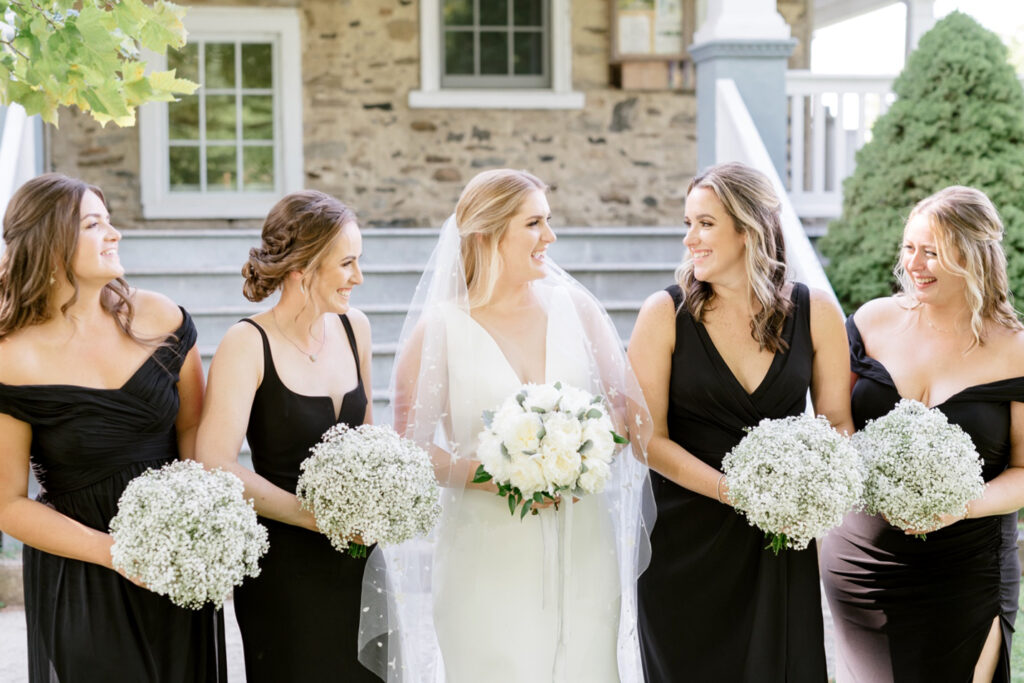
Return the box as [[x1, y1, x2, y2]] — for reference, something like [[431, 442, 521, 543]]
[[819, 11, 1024, 313]]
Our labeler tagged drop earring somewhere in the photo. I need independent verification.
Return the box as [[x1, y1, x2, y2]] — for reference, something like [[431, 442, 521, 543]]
[[49, 269, 56, 286]]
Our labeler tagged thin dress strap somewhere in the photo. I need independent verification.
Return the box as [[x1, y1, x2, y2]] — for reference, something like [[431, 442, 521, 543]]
[[338, 314, 363, 386]]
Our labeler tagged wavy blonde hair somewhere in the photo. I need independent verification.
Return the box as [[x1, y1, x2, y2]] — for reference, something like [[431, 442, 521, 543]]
[[895, 185, 1022, 348], [676, 162, 791, 352], [455, 169, 547, 308]]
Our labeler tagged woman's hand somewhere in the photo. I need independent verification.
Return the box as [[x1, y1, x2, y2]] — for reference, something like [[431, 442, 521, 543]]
[[902, 509, 967, 536]]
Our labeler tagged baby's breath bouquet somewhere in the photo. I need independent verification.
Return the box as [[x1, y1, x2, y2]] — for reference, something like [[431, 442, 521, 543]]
[[854, 399, 984, 536], [722, 414, 864, 554], [296, 423, 441, 559], [109, 459, 269, 609], [472, 381, 628, 518]]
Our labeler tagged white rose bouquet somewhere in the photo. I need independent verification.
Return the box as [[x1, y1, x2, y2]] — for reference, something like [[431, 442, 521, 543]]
[[854, 398, 984, 537], [472, 381, 628, 518], [296, 423, 442, 558], [109, 459, 269, 610], [722, 414, 864, 554]]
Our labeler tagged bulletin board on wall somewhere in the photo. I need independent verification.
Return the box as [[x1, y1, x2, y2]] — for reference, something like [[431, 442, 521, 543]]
[[610, 0, 695, 90]]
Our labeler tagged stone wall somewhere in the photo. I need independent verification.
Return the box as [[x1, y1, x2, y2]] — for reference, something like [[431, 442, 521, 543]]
[[46, 0, 809, 229]]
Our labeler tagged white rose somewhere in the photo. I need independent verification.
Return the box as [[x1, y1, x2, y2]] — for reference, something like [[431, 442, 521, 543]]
[[477, 430, 511, 481], [539, 414, 584, 488], [578, 458, 611, 495], [497, 412, 544, 458], [581, 420, 616, 463], [508, 456, 548, 497], [558, 386, 594, 415], [522, 383, 562, 413]]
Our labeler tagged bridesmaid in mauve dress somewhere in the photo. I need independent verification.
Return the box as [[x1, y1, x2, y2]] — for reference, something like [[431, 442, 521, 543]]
[[0, 174, 225, 682], [820, 186, 1024, 683], [629, 162, 853, 682], [196, 190, 380, 682]]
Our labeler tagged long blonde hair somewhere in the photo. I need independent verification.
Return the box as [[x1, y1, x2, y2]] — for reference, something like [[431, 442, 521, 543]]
[[676, 162, 791, 352], [895, 185, 1022, 348], [0, 174, 139, 341], [455, 169, 547, 308]]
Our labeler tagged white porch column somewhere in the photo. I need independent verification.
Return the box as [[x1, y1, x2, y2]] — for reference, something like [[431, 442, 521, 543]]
[[904, 0, 936, 56], [690, 0, 796, 176]]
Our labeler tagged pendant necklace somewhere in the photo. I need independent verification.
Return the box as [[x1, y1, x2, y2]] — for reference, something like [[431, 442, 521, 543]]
[[272, 309, 326, 362]]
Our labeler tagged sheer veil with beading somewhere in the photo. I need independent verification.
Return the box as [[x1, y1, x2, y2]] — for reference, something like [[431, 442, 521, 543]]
[[358, 215, 656, 682]]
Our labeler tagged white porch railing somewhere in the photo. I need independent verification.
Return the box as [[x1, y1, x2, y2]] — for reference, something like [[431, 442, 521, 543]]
[[715, 78, 838, 305], [785, 71, 896, 225]]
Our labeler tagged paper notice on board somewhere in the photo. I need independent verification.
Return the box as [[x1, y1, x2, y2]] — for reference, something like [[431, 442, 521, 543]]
[[618, 12, 652, 55], [654, 0, 683, 54]]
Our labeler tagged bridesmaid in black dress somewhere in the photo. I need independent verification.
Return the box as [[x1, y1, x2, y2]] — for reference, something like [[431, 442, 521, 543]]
[[820, 186, 1024, 683], [629, 162, 853, 682], [0, 174, 225, 681], [196, 190, 378, 682]]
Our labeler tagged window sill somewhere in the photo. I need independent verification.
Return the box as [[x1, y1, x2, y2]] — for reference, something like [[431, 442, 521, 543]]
[[141, 193, 282, 220], [408, 89, 585, 110]]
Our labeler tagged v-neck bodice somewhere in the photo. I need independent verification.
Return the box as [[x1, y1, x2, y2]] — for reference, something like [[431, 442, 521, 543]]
[[243, 315, 367, 492], [847, 316, 1024, 481], [443, 289, 591, 457], [663, 282, 812, 468]]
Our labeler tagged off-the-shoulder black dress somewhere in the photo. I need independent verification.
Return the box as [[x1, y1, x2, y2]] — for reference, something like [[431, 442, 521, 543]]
[[0, 309, 226, 682], [820, 316, 1022, 682]]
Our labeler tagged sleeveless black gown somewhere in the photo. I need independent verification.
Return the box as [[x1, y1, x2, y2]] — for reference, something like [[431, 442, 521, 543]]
[[0, 309, 226, 682], [638, 283, 827, 682], [232, 314, 380, 682], [819, 316, 1022, 683]]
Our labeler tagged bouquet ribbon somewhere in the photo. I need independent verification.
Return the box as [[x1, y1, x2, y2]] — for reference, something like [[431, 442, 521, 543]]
[[541, 501, 574, 682]]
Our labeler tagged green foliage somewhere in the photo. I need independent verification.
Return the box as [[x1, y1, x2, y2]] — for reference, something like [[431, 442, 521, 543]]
[[819, 12, 1024, 313], [0, 0, 197, 126]]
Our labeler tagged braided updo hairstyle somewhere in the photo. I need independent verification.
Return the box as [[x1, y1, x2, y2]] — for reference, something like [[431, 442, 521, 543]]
[[242, 190, 357, 302]]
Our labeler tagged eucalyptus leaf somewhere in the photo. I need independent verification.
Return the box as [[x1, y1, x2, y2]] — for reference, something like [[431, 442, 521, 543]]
[[472, 465, 493, 484]]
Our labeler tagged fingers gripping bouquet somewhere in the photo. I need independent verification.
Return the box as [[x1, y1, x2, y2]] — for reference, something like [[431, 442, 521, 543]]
[[472, 381, 629, 518], [854, 398, 984, 537], [296, 423, 442, 558], [722, 414, 864, 554], [109, 459, 269, 609]]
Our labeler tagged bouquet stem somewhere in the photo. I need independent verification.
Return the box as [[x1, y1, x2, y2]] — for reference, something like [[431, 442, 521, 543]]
[[765, 533, 789, 556], [348, 543, 369, 559]]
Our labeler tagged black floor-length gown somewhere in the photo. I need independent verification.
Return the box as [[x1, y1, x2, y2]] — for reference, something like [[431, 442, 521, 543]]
[[0, 309, 226, 682], [232, 315, 380, 682], [820, 317, 1022, 683], [638, 282, 827, 682]]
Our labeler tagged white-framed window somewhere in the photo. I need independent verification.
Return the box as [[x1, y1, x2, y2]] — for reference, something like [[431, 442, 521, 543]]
[[138, 7, 303, 219], [410, 0, 584, 109]]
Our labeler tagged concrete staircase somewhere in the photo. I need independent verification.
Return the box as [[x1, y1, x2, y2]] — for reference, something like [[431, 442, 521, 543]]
[[119, 227, 686, 424]]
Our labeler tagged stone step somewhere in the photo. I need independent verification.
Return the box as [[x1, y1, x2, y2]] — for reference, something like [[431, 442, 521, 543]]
[[189, 299, 646, 350], [127, 263, 677, 310], [118, 227, 686, 269]]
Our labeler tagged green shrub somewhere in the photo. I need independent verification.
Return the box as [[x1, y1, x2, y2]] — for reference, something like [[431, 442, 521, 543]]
[[819, 11, 1024, 314]]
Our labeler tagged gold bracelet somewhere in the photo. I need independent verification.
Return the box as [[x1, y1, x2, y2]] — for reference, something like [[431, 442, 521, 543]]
[[963, 499, 972, 521], [716, 473, 726, 503]]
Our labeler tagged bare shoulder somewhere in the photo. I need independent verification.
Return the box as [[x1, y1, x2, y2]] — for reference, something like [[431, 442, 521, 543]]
[[131, 289, 184, 337], [343, 307, 371, 337], [850, 296, 908, 330], [806, 287, 843, 315], [215, 318, 265, 359], [991, 327, 1024, 375], [630, 289, 677, 349], [639, 289, 677, 321]]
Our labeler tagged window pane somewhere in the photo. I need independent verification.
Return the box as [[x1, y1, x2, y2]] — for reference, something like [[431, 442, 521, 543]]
[[514, 0, 542, 26], [480, 32, 508, 75], [168, 146, 200, 192], [243, 146, 274, 192], [168, 98, 199, 140], [206, 94, 236, 140], [242, 95, 273, 140], [443, 0, 473, 26], [168, 44, 198, 82], [206, 146, 237, 192], [242, 43, 272, 89], [445, 31, 474, 75], [514, 32, 543, 75], [205, 43, 235, 88], [480, 0, 508, 26]]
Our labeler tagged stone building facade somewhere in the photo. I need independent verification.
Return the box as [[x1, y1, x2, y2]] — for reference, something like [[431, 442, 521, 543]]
[[46, 0, 810, 229]]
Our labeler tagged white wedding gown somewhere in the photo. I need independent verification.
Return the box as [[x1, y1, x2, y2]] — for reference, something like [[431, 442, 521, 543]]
[[431, 290, 621, 683]]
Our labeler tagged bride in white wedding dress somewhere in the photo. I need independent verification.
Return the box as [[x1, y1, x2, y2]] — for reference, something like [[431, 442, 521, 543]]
[[359, 170, 655, 683]]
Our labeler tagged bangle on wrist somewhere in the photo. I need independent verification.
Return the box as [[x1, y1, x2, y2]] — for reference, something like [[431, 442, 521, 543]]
[[963, 500, 972, 520], [716, 473, 726, 503]]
